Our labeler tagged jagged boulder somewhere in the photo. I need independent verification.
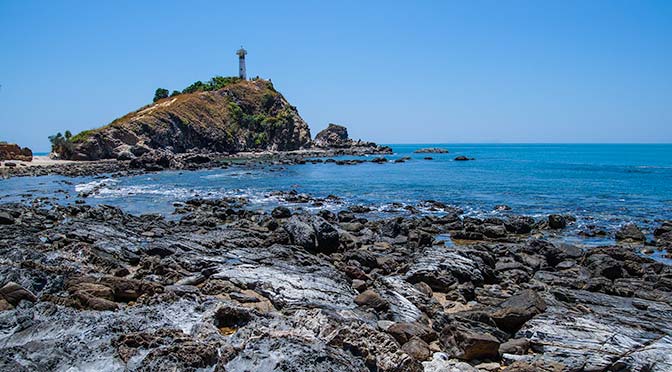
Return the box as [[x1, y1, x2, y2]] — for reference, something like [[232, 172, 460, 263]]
[[315, 123, 350, 147], [314, 123, 382, 150], [616, 223, 646, 242], [283, 215, 340, 253]]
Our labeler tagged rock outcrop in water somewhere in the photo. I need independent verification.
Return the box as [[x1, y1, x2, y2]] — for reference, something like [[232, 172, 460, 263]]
[[314, 123, 384, 151], [64, 79, 313, 160], [1, 192, 671, 371]]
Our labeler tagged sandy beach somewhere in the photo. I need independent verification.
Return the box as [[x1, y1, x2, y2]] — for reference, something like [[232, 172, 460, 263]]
[[0, 155, 76, 168]]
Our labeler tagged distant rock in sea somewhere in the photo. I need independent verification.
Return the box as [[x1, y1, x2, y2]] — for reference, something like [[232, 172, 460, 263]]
[[314, 123, 382, 151], [454, 156, 475, 161], [413, 147, 449, 154]]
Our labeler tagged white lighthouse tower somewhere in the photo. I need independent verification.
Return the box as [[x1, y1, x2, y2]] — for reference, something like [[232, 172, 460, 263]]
[[236, 47, 247, 80]]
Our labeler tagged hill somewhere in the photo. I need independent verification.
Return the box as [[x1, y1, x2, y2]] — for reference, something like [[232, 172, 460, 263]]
[[63, 78, 312, 160]]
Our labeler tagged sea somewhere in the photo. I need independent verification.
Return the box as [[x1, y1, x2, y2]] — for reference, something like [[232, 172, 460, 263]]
[[3, 144, 671, 253]]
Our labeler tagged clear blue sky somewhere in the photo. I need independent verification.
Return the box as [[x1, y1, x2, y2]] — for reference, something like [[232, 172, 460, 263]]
[[1, 0, 671, 151]]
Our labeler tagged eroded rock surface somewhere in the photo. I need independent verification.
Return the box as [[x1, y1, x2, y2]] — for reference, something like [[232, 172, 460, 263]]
[[0, 197, 670, 371]]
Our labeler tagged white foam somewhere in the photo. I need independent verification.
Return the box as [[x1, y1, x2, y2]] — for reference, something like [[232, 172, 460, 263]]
[[75, 179, 119, 194]]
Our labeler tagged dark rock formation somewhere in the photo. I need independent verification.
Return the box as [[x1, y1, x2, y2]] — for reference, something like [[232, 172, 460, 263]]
[[0, 143, 32, 162], [454, 156, 475, 161], [314, 123, 389, 152], [547, 214, 567, 229], [616, 223, 646, 242], [314, 123, 350, 147]]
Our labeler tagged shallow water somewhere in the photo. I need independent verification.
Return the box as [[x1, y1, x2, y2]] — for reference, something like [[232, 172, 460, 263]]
[[2, 144, 671, 243]]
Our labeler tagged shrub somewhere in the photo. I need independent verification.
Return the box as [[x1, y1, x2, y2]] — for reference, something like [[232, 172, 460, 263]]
[[182, 76, 241, 95], [208, 76, 241, 90], [48, 131, 76, 157], [254, 132, 268, 146], [182, 81, 207, 94], [170, 90, 181, 97], [227, 102, 243, 121], [153, 88, 169, 102], [261, 93, 275, 112]]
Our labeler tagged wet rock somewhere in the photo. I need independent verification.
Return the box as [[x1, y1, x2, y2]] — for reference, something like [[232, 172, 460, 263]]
[[616, 223, 646, 242], [547, 214, 567, 229], [454, 156, 475, 161]]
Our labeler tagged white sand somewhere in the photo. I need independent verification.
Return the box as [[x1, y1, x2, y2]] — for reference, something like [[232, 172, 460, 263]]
[[0, 155, 77, 168]]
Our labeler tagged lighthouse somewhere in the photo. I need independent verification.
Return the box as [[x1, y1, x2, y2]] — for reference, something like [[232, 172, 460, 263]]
[[236, 47, 247, 80]]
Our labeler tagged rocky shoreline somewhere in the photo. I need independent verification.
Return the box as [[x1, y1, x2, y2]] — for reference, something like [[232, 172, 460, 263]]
[[1, 184, 671, 371], [0, 146, 393, 179]]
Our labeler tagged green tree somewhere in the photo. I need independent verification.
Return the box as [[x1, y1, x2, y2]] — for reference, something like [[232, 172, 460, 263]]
[[48, 131, 75, 158], [153, 88, 169, 102], [170, 90, 181, 97]]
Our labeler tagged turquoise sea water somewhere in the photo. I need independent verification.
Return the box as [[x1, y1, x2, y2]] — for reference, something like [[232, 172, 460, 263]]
[[2, 144, 671, 244]]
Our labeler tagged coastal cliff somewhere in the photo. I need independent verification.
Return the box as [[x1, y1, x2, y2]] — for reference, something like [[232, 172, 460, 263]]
[[64, 79, 312, 160]]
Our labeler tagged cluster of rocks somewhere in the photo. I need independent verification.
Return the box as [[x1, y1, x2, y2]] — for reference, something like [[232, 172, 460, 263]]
[[0, 143, 32, 162], [1, 145, 393, 179], [414, 148, 449, 154], [1, 193, 671, 371]]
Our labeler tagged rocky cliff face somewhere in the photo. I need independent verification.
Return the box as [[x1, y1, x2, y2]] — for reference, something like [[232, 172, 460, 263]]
[[67, 80, 312, 160], [0, 143, 32, 162]]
